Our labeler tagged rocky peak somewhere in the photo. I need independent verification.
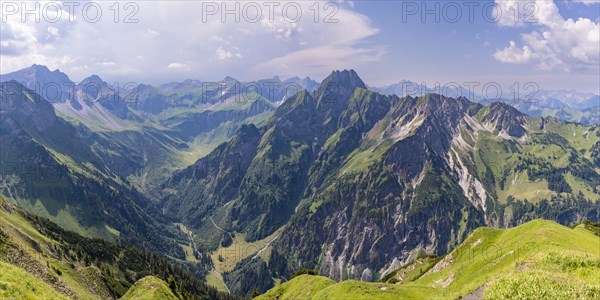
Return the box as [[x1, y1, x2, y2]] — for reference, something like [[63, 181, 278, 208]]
[[314, 70, 368, 120], [0, 64, 72, 103], [318, 70, 366, 96], [392, 94, 473, 129], [79, 75, 106, 86], [483, 102, 527, 137], [221, 76, 239, 84], [76, 75, 112, 101], [30, 64, 51, 73]]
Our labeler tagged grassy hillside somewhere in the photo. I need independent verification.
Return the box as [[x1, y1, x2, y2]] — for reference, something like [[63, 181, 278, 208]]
[[120, 276, 178, 300], [257, 274, 335, 300], [0, 196, 234, 300], [257, 219, 600, 300], [0, 261, 68, 300]]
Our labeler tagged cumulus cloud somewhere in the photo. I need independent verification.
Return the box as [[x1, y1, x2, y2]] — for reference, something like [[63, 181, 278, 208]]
[[494, 41, 533, 64], [493, 0, 599, 71]]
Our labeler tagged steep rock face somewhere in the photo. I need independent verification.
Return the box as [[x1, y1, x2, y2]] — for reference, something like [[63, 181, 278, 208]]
[[483, 102, 527, 137], [270, 94, 486, 281]]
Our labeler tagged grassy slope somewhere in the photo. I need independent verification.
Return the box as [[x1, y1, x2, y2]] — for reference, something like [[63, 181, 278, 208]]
[[120, 276, 178, 300], [257, 219, 600, 300], [0, 261, 68, 300], [0, 199, 111, 299], [0, 196, 231, 300], [257, 275, 336, 300]]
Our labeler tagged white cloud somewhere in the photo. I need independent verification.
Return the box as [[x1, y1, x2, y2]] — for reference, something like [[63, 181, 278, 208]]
[[494, 0, 599, 71], [167, 63, 190, 71], [493, 41, 533, 64], [216, 47, 231, 60], [254, 4, 382, 77]]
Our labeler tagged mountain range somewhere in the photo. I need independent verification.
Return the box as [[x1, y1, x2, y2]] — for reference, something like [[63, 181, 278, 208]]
[[370, 80, 599, 125], [0, 65, 599, 297]]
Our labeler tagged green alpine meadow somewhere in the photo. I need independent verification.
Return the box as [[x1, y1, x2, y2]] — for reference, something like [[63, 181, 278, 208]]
[[1, 1, 599, 299]]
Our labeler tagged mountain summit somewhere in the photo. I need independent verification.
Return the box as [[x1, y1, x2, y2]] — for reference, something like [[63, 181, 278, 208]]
[[0, 64, 72, 103], [316, 69, 366, 104]]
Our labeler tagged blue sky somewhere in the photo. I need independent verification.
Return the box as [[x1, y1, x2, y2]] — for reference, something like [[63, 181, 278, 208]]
[[1, 1, 599, 92], [353, 0, 600, 92]]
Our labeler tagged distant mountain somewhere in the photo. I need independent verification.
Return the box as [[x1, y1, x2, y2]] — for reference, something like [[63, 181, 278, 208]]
[[0, 65, 139, 127], [573, 95, 600, 110], [373, 81, 599, 125], [535, 89, 596, 107], [283, 76, 320, 92], [52, 74, 138, 124], [0, 64, 73, 103], [133, 75, 318, 115], [370, 80, 482, 101], [119, 75, 317, 168]]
